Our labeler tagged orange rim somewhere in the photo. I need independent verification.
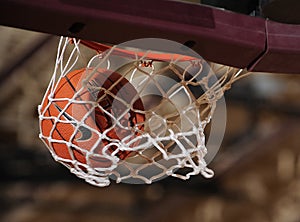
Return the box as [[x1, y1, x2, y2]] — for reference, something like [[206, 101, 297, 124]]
[[79, 39, 200, 62]]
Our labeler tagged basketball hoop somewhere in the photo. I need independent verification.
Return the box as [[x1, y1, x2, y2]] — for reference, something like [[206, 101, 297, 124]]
[[38, 37, 250, 187]]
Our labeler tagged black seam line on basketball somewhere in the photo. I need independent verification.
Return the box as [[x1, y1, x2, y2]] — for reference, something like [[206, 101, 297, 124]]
[[66, 70, 134, 134], [53, 103, 92, 141], [64, 75, 77, 92], [64, 71, 104, 132], [47, 108, 79, 157], [47, 107, 68, 142], [64, 72, 92, 108]]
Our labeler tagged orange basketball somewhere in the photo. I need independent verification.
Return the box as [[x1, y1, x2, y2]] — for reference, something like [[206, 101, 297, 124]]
[[39, 68, 145, 169]]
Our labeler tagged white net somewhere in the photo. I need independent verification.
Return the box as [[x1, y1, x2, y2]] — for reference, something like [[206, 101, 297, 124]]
[[38, 37, 249, 187]]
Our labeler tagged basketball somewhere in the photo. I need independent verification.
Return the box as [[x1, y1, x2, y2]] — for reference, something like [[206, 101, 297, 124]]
[[39, 68, 145, 169]]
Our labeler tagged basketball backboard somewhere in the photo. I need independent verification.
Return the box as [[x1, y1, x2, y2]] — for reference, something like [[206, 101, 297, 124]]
[[1, 0, 300, 74]]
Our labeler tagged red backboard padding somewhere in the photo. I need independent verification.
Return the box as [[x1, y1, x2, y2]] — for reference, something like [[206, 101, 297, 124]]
[[0, 0, 299, 74], [250, 21, 300, 74]]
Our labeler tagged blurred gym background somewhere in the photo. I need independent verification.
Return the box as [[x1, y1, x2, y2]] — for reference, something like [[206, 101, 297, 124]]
[[0, 25, 299, 222]]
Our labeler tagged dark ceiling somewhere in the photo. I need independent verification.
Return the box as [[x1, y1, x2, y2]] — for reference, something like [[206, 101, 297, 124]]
[[202, 0, 260, 15], [202, 0, 300, 24]]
